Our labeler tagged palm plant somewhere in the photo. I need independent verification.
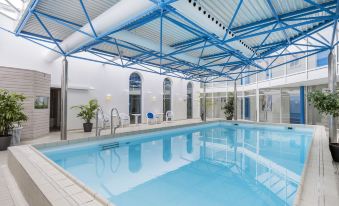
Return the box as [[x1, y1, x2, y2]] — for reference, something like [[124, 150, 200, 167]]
[[223, 93, 234, 120], [0, 89, 27, 136], [72, 99, 99, 123], [0, 89, 27, 150], [72, 99, 99, 132]]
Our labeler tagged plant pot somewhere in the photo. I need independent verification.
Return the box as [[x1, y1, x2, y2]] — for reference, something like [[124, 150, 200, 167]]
[[329, 143, 339, 162], [226, 116, 233, 120], [11, 127, 23, 145], [0, 135, 12, 151], [83, 123, 93, 132]]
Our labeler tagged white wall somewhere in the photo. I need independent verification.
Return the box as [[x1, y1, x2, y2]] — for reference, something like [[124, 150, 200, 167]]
[[0, 17, 200, 132]]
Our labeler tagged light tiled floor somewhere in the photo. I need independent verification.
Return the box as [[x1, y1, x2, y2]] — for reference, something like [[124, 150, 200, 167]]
[[0, 152, 29, 206], [297, 128, 339, 206], [0, 119, 339, 206], [0, 167, 14, 206]]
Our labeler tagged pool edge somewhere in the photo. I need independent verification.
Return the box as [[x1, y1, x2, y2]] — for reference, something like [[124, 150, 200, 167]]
[[8, 121, 333, 206]]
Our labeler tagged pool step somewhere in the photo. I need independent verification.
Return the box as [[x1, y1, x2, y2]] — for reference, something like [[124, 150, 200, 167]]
[[100, 142, 120, 150]]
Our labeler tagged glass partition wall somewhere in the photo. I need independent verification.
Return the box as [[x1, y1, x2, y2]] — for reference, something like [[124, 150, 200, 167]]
[[201, 39, 339, 126], [244, 90, 256, 121], [259, 89, 281, 123], [201, 92, 232, 119], [203, 83, 339, 127], [204, 86, 311, 125]]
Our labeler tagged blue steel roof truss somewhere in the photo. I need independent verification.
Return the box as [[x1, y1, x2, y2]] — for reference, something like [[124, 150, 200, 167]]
[[8, 0, 339, 83]]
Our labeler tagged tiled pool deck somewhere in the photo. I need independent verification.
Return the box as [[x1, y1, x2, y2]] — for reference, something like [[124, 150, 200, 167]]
[[1, 119, 338, 206]]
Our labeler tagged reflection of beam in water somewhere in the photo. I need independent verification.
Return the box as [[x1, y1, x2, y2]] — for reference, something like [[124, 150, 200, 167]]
[[163, 137, 172, 162], [186, 133, 193, 154], [95, 136, 200, 196], [129, 144, 142, 173], [203, 142, 300, 182], [202, 141, 299, 205]]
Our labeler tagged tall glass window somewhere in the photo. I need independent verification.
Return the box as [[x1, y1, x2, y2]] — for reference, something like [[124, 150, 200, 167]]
[[163, 78, 172, 120], [187, 82, 193, 119], [129, 73, 142, 124]]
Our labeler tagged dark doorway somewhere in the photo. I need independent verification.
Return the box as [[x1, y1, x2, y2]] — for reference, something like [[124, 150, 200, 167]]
[[290, 95, 301, 124], [50, 88, 61, 131], [129, 73, 142, 124], [129, 95, 142, 123], [187, 82, 193, 119], [163, 78, 172, 121]]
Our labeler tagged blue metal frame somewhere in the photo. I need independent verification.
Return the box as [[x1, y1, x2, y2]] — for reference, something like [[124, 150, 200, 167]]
[[3, 0, 338, 83]]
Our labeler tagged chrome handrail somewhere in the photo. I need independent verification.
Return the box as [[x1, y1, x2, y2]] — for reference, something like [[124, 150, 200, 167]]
[[95, 107, 101, 136], [110, 108, 121, 135], [95, 107, 107, 136]]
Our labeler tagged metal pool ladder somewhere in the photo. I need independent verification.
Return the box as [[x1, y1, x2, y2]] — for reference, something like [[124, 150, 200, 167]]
[[110, 107, 121, 135], [95, 107, 108, 136]]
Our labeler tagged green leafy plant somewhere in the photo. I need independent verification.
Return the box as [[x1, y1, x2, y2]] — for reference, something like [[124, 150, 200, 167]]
[[0, 89, 28, 136], [71, 99, 99, 123], [308, 90, 339, 117], [223, 93, 234, 119]]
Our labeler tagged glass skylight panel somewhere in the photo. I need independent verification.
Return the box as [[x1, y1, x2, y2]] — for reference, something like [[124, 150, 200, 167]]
[[0, 0, 24, 20]]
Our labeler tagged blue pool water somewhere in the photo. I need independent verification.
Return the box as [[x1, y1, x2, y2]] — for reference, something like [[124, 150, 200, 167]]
[[40, 122, 313, 206]]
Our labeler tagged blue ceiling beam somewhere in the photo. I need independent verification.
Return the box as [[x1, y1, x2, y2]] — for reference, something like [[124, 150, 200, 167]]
[[224, 15, 336, 44], [304, 0, 335, 15], [10, 0, 339, 82], [232, 1, 337, 33], [222, 0, 243, 41]]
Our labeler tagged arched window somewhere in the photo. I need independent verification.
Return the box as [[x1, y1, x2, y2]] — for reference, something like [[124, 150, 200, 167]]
[[187, 82, 193, 119], [163, 78, 171, 120], [129, 73, 142, 124]]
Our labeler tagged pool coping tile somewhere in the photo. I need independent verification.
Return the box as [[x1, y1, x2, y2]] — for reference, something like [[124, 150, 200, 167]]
[[7, 120, 339, 206]]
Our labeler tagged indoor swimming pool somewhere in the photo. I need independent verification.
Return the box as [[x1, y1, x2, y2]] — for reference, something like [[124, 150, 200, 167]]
[[40, 122, 314, 206]]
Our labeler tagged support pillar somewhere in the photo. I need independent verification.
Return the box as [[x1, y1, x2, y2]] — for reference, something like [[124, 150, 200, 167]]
[[256, 87, 260, 122], [203, 83, 207, 122], [300, 86, 305, 124], [234, 81, 237, 121], [328, 50, 337, 143], [280, 88, 282, 123], [61, 57, 68, 140]]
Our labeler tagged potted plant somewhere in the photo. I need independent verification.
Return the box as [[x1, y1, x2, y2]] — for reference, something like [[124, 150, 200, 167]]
[[308, 90, 339, 161], [223, 93, 234, 120], [0, 89, 27, 150], [72, 99, 99, 132]]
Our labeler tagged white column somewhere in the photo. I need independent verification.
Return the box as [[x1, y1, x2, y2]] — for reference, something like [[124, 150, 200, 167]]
[[234, 81, 237, 120], [242, 90, 245, 120], [256, 87, 260, 122], [280, 88, 282, 123], [305, 86, 308, 124], [203, 83, 207, 122], [328, 50, 337, 143], [61, 57, 68, 140], [306, 37, 309, 80], [212, 83, 214, 119]]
